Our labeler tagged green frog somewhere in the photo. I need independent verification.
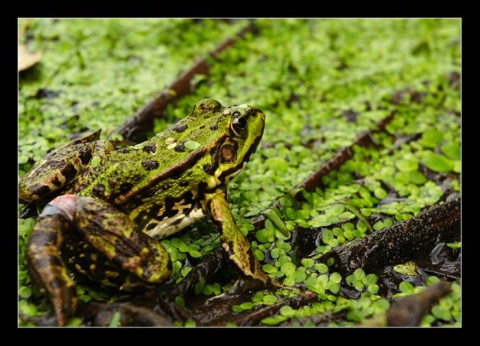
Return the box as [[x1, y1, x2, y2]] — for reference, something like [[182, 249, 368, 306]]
[[20, 99, 280, 326]]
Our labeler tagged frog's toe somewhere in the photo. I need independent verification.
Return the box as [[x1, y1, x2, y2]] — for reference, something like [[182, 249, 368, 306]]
[[202, 277, 259, 307]]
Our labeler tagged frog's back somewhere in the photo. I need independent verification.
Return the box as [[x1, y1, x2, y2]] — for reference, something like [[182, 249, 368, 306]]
[[75, 111, 230, 203]]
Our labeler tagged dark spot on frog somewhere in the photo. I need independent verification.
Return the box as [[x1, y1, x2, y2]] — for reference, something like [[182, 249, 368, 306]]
[[145, 222, 157, 231], [119, 182, 133, 194], [182, 191, 193, 202], [142, 189, 155, 198], [173, 123, 188, 133], [163, 197, 176, 217], [199, 103, 212, 113], [142, 159, 159, 171], [134, 207, 158, 228], [78, 147, 94, 165], [218, 134, 262, 183], [157, 192, 194, 220], [171, 218, 183, 226], [143, 143, 156, 153], [51, 175, 63, 187], [137, 204, 171, 229], [92, 184, 105, 198], [174, 142, 186, 152], [220, 144, 237, 163], [179, 180, 188, 187], [49, 161, 78, 182], [198, 181, 207, 192], [203, 163, 216, 175], [116, 148, 130, 154], [210, 125, 218, 131], [171, 171, 182, 180]]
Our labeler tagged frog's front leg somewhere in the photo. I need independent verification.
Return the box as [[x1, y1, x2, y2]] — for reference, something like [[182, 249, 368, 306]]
[[26, 195, 171, 326], [203, 190, 282, 292]]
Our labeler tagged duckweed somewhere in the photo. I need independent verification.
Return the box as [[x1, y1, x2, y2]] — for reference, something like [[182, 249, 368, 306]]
[[18, 18, 461, 327]]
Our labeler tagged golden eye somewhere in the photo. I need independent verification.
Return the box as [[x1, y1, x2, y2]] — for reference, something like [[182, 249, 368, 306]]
[[231, 112, 248, 137]]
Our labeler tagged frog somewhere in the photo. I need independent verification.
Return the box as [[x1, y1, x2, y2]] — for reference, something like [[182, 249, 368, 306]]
[[19, 98, 281, 326]]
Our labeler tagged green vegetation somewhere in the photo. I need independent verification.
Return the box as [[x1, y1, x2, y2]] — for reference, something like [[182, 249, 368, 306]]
[[18, 18, 461, 327]]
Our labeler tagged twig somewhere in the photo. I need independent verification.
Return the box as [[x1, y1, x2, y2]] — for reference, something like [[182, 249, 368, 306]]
[[296, 111, 396, 194], [115, 22, 258, 142], [386, 281, 452, 326]]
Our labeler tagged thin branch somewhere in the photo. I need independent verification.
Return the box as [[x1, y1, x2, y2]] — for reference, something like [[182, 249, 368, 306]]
[[296, 111, 396, 194], [115, 22, 258, 142]]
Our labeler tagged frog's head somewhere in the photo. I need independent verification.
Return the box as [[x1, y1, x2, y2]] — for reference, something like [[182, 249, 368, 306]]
[[219, 102, 265, 184], [190, 99, 265, 186]]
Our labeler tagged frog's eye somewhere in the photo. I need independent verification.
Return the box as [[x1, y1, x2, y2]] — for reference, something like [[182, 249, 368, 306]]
[[231, 112, 248, 138]]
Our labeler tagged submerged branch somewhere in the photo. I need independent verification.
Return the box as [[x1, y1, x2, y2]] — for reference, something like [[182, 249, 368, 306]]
[[319, 196, 461, 276]]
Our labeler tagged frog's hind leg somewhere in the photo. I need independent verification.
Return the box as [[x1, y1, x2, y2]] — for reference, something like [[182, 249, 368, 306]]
[[26, 195, 171, 326], [26, 196, 78, 326]]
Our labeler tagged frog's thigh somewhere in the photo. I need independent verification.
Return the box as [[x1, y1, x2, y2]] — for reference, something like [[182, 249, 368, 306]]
[[27, 195, 171, 325], [71, 195, 172, 284], [204, 191, 270, 286]]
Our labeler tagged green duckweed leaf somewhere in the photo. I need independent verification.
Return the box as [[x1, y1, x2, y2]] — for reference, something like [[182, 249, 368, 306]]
[[422, 152, 454, 172], [441, 143, 460, 160], [421, 129, 443, 148]]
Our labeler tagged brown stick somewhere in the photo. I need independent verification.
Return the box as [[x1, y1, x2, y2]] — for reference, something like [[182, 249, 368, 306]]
[[296, 111, 396, 194], [320, 196, 461, 275], [115, 22, 258, 142], [386, 281, 452, 326]]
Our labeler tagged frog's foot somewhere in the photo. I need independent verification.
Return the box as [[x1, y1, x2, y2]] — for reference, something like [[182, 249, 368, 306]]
[[26, 194, 171, 326], [162, 246, 285, 301], [204, 274, 289, 307], [160, 248, 225, 300], [26, 196, 78, 326]]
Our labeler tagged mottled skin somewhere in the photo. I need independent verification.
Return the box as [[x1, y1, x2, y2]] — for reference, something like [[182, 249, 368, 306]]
[[20, 99, 280, 326]]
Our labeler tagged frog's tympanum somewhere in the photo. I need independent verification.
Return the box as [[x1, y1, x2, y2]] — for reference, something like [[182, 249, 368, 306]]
[[20, 99, 280, 326]]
